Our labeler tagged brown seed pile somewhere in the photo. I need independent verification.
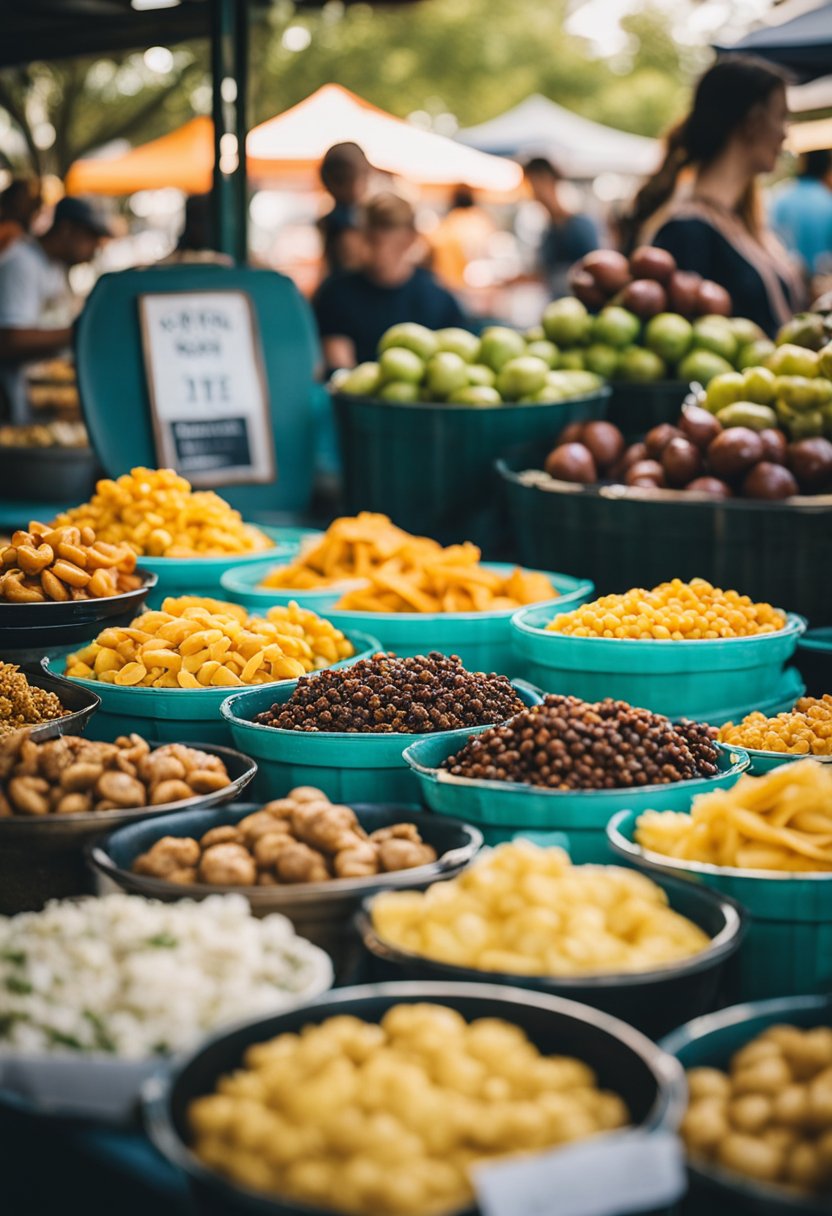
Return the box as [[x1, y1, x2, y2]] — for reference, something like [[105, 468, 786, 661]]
[[0, 663, 68, 737], [443, 694, 720, 790], [132, 786, 437, 887], [0, 731, 231, 816], [255, 652, 525, 734]]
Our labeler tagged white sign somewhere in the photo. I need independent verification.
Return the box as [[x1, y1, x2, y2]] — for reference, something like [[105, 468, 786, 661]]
[[474, 1130, 685, 1216], [139, 290, 275, 488]]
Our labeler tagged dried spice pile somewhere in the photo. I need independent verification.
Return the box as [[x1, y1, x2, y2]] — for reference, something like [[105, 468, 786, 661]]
[[0, 663, 67, 737]]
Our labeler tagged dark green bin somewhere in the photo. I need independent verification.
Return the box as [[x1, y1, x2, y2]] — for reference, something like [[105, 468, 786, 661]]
[[498, 446, 832, 627], [606, 380, 688, 439], [333, 388, 610, 552]]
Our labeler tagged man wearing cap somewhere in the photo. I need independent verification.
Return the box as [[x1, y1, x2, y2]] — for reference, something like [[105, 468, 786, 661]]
[[0, 196, 111, 422]]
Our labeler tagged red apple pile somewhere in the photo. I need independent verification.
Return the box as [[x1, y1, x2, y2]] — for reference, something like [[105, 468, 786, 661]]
[[568, 247, 732, 321], [542, 408, 832, 499]]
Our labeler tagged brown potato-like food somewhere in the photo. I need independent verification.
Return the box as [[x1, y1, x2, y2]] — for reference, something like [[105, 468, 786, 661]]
[[198, 843, 257, 886]]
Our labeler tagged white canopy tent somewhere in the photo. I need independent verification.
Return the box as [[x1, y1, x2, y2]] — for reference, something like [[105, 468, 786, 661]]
[[457, 94, 660, 179]]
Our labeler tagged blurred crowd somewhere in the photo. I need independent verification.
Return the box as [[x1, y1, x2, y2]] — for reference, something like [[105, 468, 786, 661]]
[[1, 54, 832, 419]]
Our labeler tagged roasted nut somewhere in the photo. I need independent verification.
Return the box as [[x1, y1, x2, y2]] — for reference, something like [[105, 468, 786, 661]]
[[185, 769, 232, 794], [139, 753, 187, 784], [8, 775, 50, 815], [115, 733, 151, 763], [94, 771, 147, 808], [378, 838, 437, 872], [60, 761, 105, 792], [167, 866, 197, 884], [198, 843, 257, 886], [333, 842, 380, 879], [200, 825, 245, 849], [54, 792, 93, 815], [150, 779, 195, 806], [275, 841, 331, 884], [253, 831, 295, 870], [294, 804, 359, 853], [238, 810, 289, 845]]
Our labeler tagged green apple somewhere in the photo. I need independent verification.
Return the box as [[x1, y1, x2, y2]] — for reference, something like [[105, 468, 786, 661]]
[[379, 346, 424, 385], [616, 347, 665, 382], [524, 325, 545, 342], [379, 380, 420, 403], [592, 306, 640, 349], [558, 350, 586, 371], [378, 322, 438, 362], [448, 385, 502, 406], [584, 343, 619, 379], [742, 366, 776, 405], [776, 312, 828, 351], [478, 326, 526, 372], [467, 363, 497, 387], [435, 327, 480, 362], [692, 316, 739, 364], [568, 370, 604, 396], [819, 341, 832, 378], [775, 375, 832, 412], [767, 343, 821, 378], [730, 317, 766, 347], [645, 313, 694, 365], [496, 355, 550, 401], [525, 339, 559, 368], [737, 338, 775, 370], [542, 297, 592, 347], [715, 402, 779, 431], [424, 351, 469, 399], [337, 361, 381, 396], [704, 371, 747, 412], [678, 349, 735, 387]]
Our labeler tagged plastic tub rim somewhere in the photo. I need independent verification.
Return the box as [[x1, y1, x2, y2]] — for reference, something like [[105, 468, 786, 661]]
[[220, 677, 543, 742], [404, 739, 750, 802], [221, 563, 594, 625], [331, 385, 612, 413], [512, 604, 807, 650], [143, 977, 687, 1213], [357, 873, 746, 991], [607, 808, 832, 883], [88, 804, 485, 905]]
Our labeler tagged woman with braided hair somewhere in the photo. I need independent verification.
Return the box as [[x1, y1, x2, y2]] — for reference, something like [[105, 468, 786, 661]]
[[621, 56, 804, 336]]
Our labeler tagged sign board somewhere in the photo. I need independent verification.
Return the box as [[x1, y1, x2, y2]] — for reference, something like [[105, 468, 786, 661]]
[[138, 290, 275, 487]]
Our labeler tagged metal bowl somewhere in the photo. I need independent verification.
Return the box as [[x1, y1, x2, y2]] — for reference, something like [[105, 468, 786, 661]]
[[0, 570, 158, 652], [0, 742, 257, 914], [7, 660, 100, 742]]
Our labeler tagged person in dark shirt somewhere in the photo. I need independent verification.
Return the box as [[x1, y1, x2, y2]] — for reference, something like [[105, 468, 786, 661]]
[[317, 143, 371, 276], [622, 55, 803, 337], [523, 157, 599, 298], [313, 192, 467, 368]]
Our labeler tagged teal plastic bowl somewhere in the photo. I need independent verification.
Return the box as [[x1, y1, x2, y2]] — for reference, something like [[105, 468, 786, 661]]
[[608, 809, 832, 1001], [510, 603, 806, 721], [739, 747, 832, 776], [402, 734, 749, 863], [52, 630, 380, 747], [220, 565, 594, 675], [220, 679, 542, 802], [661, 995, 832, 1216], [139, 526, 299, 609]]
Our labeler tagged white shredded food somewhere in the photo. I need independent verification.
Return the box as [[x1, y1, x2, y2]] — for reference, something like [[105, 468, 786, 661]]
[[0, 893, 332, 1058]]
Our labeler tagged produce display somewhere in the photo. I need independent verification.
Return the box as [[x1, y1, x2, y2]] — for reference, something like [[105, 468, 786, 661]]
[[0, 732, 231, 817], [0, 663, 68, 737], [65, 596, 354, 689], [682, 1024, 832, 1198], [547, 579, 785, 640], [255, 652, 524, 735], [636, 760, 832, 871], [55, 467, 274, 558], [372, 840, 709, 975], [0, 894, 329, 1056], [0, 522, 142, 604], [0, 421, 88, 449], [187, 1001, 631, 1215], [334, 320, 603, 406], [260, 513, 556, 612], [133, 788, 437, 886], [443, 694, 719, 791], [541, 402, 832, 497], [545, 245, 765, 385], [719, 696, 832, 756]]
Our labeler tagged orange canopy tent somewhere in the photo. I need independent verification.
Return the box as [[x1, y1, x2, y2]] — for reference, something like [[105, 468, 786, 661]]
[[65, 116, 214, 196], [65, 85, 522, 197]]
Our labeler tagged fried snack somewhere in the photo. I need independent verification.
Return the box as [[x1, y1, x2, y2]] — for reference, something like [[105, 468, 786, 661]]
[[188, 1002, 631, 1215], [372, 841, 709, 975], [719, 696, 832, 756], [682, 1024, 832, 1198], [0, 522, 141, 603], [260, 512, 556, 613], [0, 421, 87, 448], [0, 731, 230, 816], [0, 663, 68, 738], [64, 596, 354, 689], [132, 787, 437, 886], [55, 467, 273, 558], [636, 759, 832, 872], [548, 578, 786, 640]]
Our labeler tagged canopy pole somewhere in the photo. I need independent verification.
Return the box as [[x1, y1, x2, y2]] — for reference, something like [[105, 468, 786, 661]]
[[211, 0, 248, 263]]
